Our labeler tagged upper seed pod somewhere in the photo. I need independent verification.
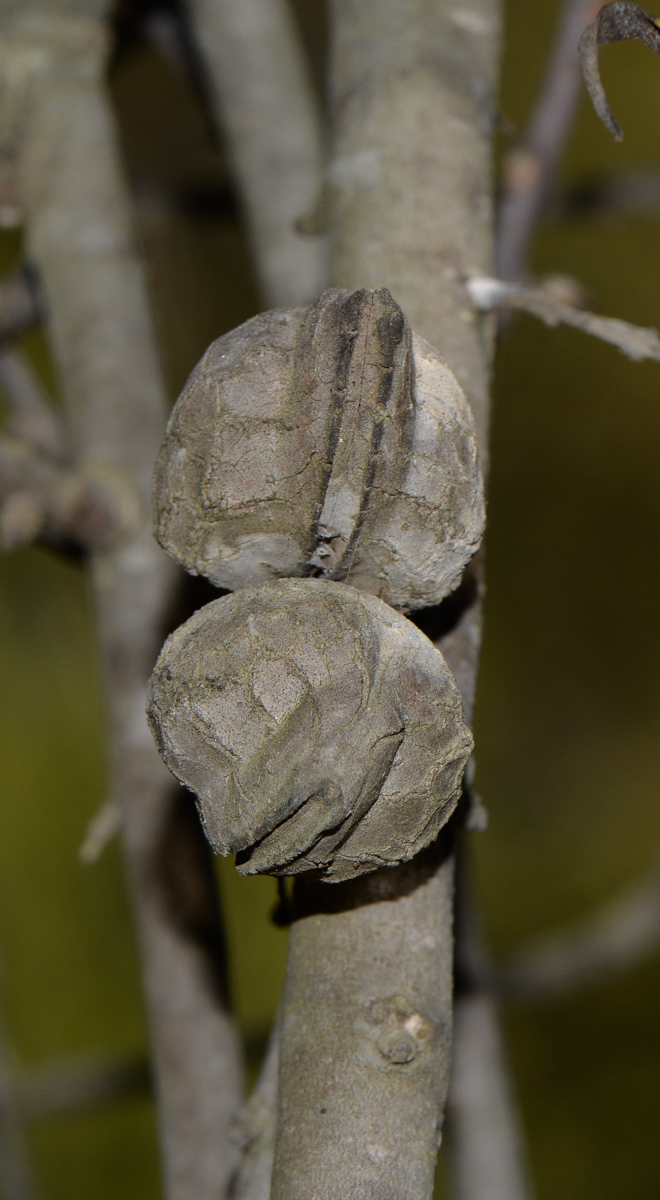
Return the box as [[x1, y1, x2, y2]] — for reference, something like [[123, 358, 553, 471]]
[[153, 288, 484, 612], [147, 578, 472, 882]]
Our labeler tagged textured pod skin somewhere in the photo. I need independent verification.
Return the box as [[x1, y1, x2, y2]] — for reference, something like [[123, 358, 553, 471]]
[[153, 288, 484, 612], [147, 578, 472, 882]]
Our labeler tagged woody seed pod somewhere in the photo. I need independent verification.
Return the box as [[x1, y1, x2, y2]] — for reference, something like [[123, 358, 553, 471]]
[[147, 578, 472, 882], [153, 288, 484, 612]]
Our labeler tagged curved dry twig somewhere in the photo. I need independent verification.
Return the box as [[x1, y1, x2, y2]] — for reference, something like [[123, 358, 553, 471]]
[[579, 1, 660, 140]]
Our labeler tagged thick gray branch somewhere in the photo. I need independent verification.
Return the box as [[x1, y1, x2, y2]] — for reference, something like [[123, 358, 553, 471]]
[[185, 0, 327, 306], [270, 3, 501, 1197], [0, 6, 243, 1197]]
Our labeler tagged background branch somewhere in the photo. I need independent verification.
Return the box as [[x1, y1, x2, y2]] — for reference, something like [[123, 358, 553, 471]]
[[0, 347, 68, 462], [0, 5, 243, 1197], [496, 0, 599, 283], [501, 857, 660, 1000], [185, 0, 327, 306], [0, 1015, 39, 1200], [448, 868, 534, 1200]]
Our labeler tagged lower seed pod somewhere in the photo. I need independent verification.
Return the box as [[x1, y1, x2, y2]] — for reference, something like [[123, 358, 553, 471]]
[[146, 578, 472, 882], [153, 287, 484, 612]]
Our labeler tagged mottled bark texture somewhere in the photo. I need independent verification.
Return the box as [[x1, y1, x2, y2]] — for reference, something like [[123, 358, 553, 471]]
[[185, 0, 326, 307], [154, 287, 484, 612], [148, 579, 472, 881], [0, 5, 242, 1198], [270, 3, 500, 1198]]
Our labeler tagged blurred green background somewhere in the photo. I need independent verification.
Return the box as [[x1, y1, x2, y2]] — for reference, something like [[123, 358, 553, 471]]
[[2, 1, 660, 1196]]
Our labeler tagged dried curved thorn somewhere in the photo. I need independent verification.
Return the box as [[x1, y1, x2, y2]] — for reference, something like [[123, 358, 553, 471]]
[[579, 2, 660, 140]]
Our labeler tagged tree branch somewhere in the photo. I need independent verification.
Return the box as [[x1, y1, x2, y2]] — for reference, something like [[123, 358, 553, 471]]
[[185, 0, 327, 307], [467, 274, 660, 361], [15, 1050, 150, 1118], [230, 1021, 280, 1200], [0, 346, 69, 462], [0, 433, 139, 549], [500, 858, 660, 1000], [269, 3, 500, 1196], [0, 268, 42, 340], [0, 6, 243, 1197], [496, 0, 599, 283], [448, 867, 534, 1200], [0, 1014, 39, 1200]]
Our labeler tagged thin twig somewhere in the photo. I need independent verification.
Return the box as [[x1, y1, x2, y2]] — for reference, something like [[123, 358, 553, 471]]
[[496, 0, 600, 283], [16, 1051, 150, 1118], [186, 0, 327, 306], [0, 434, 139, 550], [230, 1021, 280, 1200], [0, 348, 68, 462], [468, 275, 660, 361], [448, 865, 534, 1200], [0, 269, 42, 341], [0, 1014, 39, 1200], [78, 797, 122, 863], [500, 858, 660, 1000]]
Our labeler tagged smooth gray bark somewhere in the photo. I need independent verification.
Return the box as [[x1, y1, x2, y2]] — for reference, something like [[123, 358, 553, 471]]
[[0, 6, 243, 1197], [186, 0, 327, 307], [449, 993, 533, 1200], [270, 3, 500, 1198]]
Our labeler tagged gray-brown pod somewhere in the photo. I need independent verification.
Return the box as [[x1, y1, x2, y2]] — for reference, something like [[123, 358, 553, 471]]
[[153, 287, 484, 612], [147, 578, 472, 882]]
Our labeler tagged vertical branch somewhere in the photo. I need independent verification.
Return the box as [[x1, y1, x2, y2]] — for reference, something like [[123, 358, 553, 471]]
[[0, 1013, 39, 1200], [496, 0, 599, 282], [271, 3, 500, 1197], [185, 0, 327, 307], [0, 5, 243, 1198], [448, 872, 534, 1200]]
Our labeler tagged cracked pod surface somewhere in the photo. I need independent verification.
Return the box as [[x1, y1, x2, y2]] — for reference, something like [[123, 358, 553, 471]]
[[147, 578, 472, 882], [153, 287, 484, 612]]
